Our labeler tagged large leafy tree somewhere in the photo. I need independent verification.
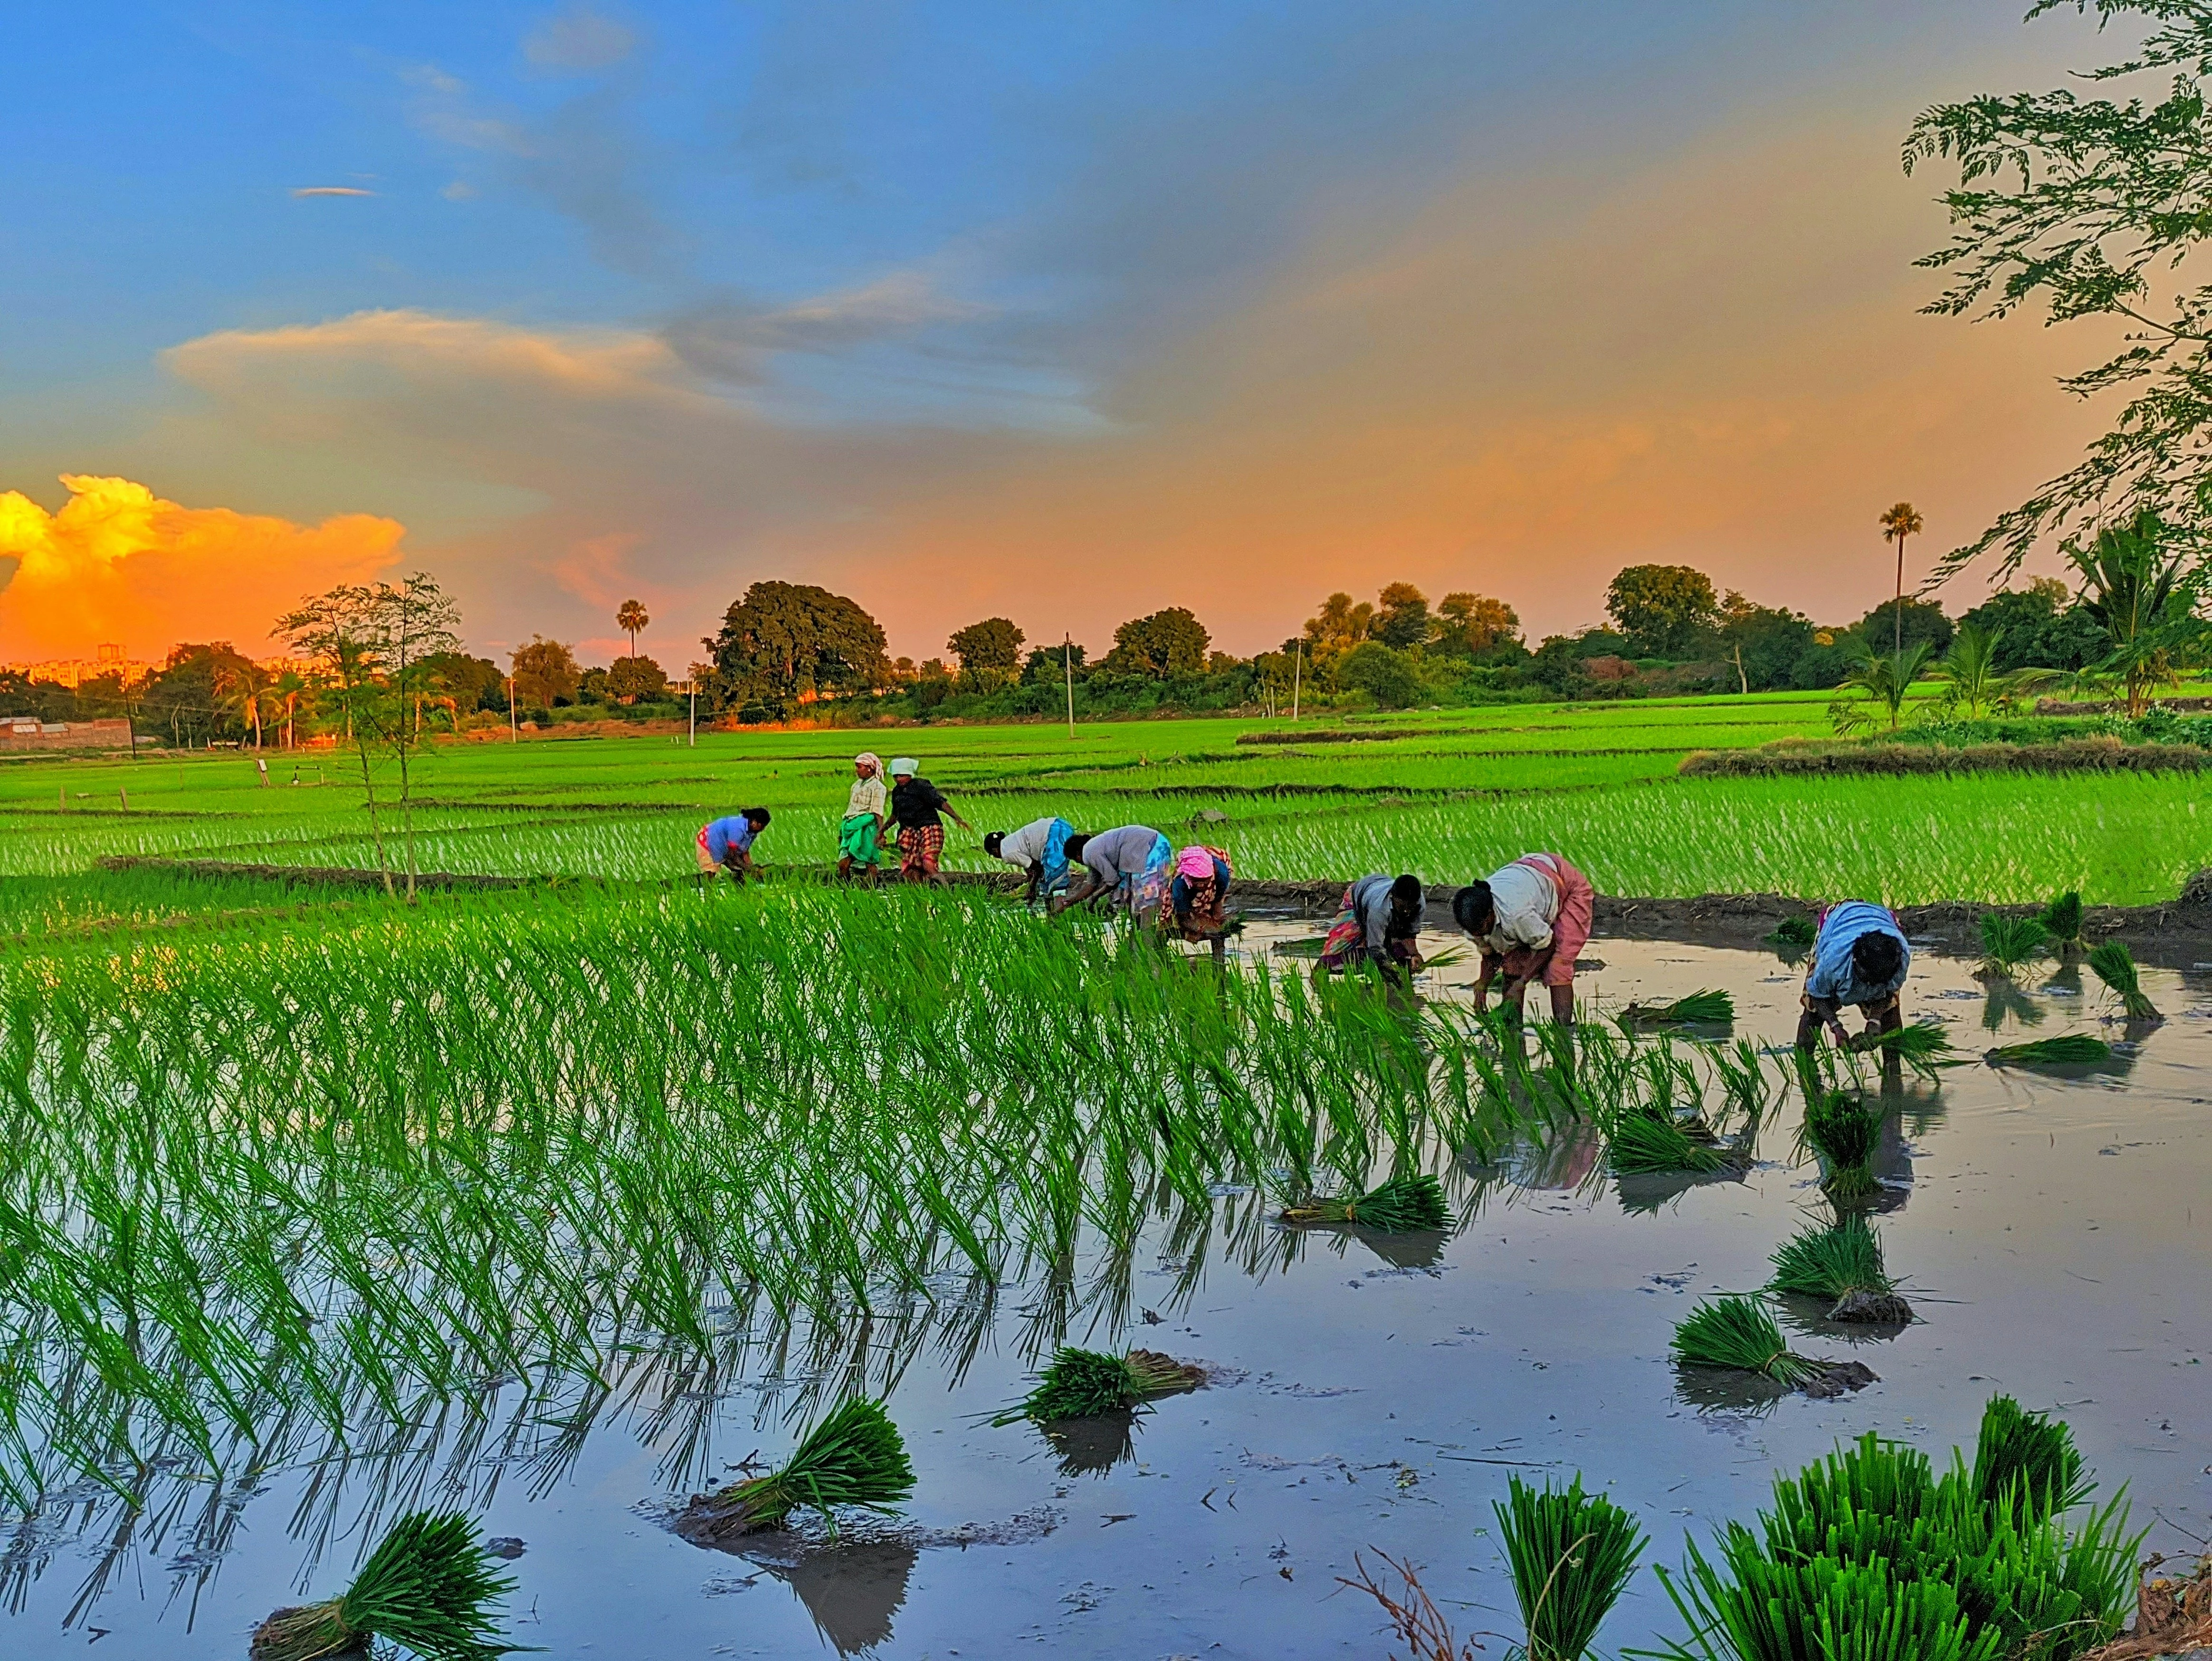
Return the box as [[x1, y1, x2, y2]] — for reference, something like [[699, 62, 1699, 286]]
[[1603, 564, 1720, 658], [706, 580, 890, 710], [1434, 592, 1520, 657], [947, 616, 1025, 688], [1101, 607, 1210, 678], [1907, 1, 2212, 581], [510, 636, 582, 708], [1372, 582, 1434, 650]]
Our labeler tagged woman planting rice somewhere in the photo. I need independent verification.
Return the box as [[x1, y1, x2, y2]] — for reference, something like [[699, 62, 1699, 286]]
[[1452, 852, 1595, 1026], [1055, 824, 1174, 924], [837, 753, 890, 881], [696, 808, 772, 886], [984, 815, 1080, 907], [1794, 900, 1911, 1054], [887, 759, 971, 886], [1317, 873, 1427, 978], [1163, 844, 1234, 955]]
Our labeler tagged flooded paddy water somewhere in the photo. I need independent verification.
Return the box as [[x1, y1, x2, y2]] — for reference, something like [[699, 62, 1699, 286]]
[[3, 921, 2208, 1659]]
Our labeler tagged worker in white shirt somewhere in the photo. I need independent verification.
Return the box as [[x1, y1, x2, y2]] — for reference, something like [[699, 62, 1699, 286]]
[[1452, 852, 1596, 1026]]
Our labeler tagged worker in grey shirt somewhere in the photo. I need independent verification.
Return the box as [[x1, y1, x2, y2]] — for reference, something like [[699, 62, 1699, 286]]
[[1054, 823, 1173, 923]]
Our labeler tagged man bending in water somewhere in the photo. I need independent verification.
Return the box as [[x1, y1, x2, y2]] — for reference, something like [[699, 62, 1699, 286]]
[[1795, 901, 1911, 1054]]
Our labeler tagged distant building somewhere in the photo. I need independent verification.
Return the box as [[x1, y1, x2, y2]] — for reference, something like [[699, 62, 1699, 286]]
[[0, 716, 134, 750]]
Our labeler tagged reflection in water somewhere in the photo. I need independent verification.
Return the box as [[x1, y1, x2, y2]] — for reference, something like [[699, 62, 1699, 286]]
[[1981, 980, 2045, 1031], [1773, 1292, 1911, 1348], [1613, 1169, 1748, 1217], [1042, 1409, 1138, 1479], [1350, 1227, 1449, 1270], [766, 1541, 918, 1657], [1672, 1365, 1786, 1416]]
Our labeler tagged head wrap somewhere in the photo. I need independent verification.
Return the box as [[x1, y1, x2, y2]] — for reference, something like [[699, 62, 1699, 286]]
[[1176, 844, 1226, 881], [854, 752, 883, 776], [889, 757, 919, 777]]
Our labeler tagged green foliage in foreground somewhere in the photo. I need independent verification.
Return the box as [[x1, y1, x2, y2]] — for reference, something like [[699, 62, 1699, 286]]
[[709, 1398, 914, 1535], [1635, 1396, 2139, 1661], [1496, 1474, 1647, 1661], [250, 1511, 521, 1661]]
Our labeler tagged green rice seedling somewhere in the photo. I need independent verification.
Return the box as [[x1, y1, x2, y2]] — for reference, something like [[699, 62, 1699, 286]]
[[1976, 912, 2050, 978], [249, 1510, 521, 1661], [1801, 1092, 1883, 1202], [1616, 990, 1735, 1028], [1669, 1297, 1822, 1389], [1767, 1216, 1892, 1302], [1982, 1034, 2113, 1067], [991, 1347, 1202, 1425], [1865, 1023, 1959, 1073], [1607, 1113, 1733, 1176], [1764, 914, 1817, 949], [2037, 890, 2084, 955], [1280, 1172, 1449, 1232], [2087, 938, 2162, 1021], [1495, 1473, 1646, 1661], [1972, 1394, 2091, 1519], [701, 1398, 914, 1536]]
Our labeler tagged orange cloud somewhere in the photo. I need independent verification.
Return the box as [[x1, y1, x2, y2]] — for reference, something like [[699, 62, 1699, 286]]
[[0, 475, 405, 661]]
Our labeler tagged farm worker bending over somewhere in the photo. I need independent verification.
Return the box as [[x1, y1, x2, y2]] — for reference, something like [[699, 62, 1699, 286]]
[[697, 808, 772, 886], [1318, 874, 1427, 978], [1795, 901, 1910, 1054], [838, 753, 889, 880], [1056, 824, 1173, 923], [984, 816, 1079, 907], [1453, 852, 1595, 1025], [888, 759, 971, 886], [1164, 844, 1236, 959]]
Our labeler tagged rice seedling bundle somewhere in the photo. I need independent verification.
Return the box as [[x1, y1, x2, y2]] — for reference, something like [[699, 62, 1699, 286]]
[[1801, 1092, 1883, 1201], [2087, 938, 2162, 1021], [1279, 1172, 1450, 1232], [1866, 1023, 1958, 1070], [1982, 1034, 2113, 1067], [1971, 1394, 2090, 1519], [1766, 1216, 1891, 1302], [695, 1398, 913, 1537], [1976, 912, 2050, 977], [249, 1510, 520, 1661], [1763, 915, 1817, 949], [1607, 1113, 1733, 1176], [1616, 990, 1735, 1028], [1669, 1297, 1821, 1389], [1495, 1473, 1646, 1661], [2036, 890, 2084, 953], [991, 1347, 1201, 1425]]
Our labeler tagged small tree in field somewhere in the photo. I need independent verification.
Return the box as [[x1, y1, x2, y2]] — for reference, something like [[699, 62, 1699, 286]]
[[616, 599, 649, 659], [277, 573, 460, 901]]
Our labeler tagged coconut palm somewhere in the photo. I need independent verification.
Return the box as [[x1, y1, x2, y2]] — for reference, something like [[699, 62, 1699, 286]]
[[1830, 637, 1935, 734], [213, 658, 272, 749], [2070, 511, 2193, 716], [616, 599, 649, 660], [1878, 502, 1925, 655]]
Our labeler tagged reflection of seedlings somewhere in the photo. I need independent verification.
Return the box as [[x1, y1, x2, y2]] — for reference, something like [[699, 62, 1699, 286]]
[[1764, 914, 1817, 951], [1041, 1409, 1137, 1479], [1767, 1216, 1912, 1325], [1671, 1297, 1828, 1392], [1984, 1034, 2114, 1068], [1351, 1226, 1449, 1270], [1981, 978, 2045, 1032], [2088, 939, 2163, 1022], [249, 1510, 518, 1661], [1977, 912, 2051, 979], [991, 1348, 1203, 1426], [1615, 990, 1735, 1029], [1280, 1173, 1449, 1232], [764, 1540, 917, 1657], [1802, 1093, 1884, 1203], [2038, 891, 2085, 958], [1494, 1473, 1646, 1661], [1973, 1394, 2090, 1517], [680, 1399, 913, 1542]]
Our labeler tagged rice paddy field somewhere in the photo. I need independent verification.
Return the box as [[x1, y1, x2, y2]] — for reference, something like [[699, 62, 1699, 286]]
[[1, 696, 2209, 1659]]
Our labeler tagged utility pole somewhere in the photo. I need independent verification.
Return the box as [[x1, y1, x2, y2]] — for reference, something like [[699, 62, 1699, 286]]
[[1291, 640, 1303, 721], [508, 676, 519, 743], [1064, 634, 1075, 740], [688, 676, 697, 747]]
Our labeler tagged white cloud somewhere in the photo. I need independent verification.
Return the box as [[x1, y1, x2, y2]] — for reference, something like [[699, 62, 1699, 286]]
[[524, 5, 636, 73]]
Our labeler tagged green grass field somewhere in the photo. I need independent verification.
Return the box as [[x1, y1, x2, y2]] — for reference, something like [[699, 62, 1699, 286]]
[[1, 689, 2205, 905]]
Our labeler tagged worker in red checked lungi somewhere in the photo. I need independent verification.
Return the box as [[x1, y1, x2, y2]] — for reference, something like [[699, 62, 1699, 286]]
[[887, 758, 972, 887]]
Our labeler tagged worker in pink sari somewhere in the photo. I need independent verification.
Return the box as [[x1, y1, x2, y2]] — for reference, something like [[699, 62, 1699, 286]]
[[1452, 852, 1595, 1026]]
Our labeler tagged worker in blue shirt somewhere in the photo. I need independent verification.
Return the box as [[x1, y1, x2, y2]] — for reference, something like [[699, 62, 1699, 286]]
[[1796, 900, 1910, 1052], [695, 808, 772, 887]]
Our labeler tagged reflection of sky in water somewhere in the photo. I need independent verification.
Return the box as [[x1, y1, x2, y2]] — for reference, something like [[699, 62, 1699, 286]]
[[5, 936, 2208, 1660]]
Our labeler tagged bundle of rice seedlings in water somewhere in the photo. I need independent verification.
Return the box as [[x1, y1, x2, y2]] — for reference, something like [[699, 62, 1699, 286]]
[[991, 1347, 1201, 1425], [1670, 1296, 1822, 1389], [1866, 1023, 1959, 1070], [2037, 891, 2084, 955], [1983, 1034, 2113, 1068], [1972, 1394, 2090, 1518], [1977, 912, 2050, 978], [1767, 1215, 1913, 1324], [1764, 914, 1817, 949], [1280, 1172, 1449, 1232], [1616, 990, 1734, 1028], [250, 1511, 520, 1661], [1607, 1112, 1732, 1176], [2088, 939, 2162, 1021], [1494, 1473, 1646, 1661], [695, 1399, 914, 1537], [1802, 1091, 1884, 1202]]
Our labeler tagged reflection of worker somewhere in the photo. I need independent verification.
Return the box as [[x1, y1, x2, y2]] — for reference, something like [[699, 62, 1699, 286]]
[[1795, 901, 1910, 1053], [1454, 852, 1595, 1026], [696, 809, 772, 886]]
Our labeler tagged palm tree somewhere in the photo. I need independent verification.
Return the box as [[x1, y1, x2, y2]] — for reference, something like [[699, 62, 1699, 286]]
[[1878, 502, 1925, 656], [1932, 622, 2003, 718], [616, 599, 649, 660], [1830, 637, 1935, 735], [2071, 510, 2192, 716], [214, 659, 272, 748]]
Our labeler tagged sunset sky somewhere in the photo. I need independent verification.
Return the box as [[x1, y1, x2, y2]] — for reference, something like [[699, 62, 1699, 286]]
[[0, 1, 2142, 666]]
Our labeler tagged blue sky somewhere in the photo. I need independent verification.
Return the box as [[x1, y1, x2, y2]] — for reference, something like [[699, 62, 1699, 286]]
[[0, 1, 2133, 661]]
